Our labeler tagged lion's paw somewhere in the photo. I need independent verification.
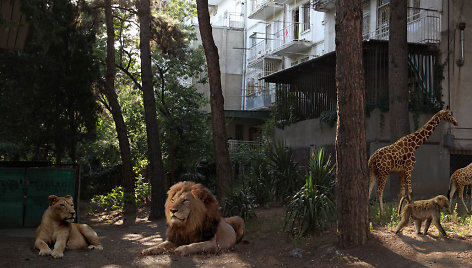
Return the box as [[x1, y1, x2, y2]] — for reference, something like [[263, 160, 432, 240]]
[[174, 245, 190, 256], [88, 244, 103, 250], [51, 250, 64, 259], [38, 248, 52, 256]]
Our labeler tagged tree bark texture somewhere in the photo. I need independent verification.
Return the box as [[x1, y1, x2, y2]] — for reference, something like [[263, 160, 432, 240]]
[[104, 0, 136, 222], [137, 0, 166, 219], [335, 0, 369, 248], [196, 0, 233, 201], [388, 0, 410, 198]]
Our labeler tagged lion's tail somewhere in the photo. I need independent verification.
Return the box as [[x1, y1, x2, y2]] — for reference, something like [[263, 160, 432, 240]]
[[397, 196, 410, 216], [225, 216, 245, 243]]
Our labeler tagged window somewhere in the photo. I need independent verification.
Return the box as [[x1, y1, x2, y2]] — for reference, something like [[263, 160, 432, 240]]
[[302, 3, 310, 31], [250, 33, 257, 48], [293, 9, 300, 40], [265, 24, 271, 51], [408, 0, 421, 22], [362, 0, 370, 39], [377, 0, 390, 39], [247, 78, 255, 95]]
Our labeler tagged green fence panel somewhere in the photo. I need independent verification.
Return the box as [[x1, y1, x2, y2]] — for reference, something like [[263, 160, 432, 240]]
[[23, 168, 75, 227], [0, 168, 25, 227]]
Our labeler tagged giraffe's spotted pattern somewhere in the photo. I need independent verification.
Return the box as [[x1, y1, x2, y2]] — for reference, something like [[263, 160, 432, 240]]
[[449, 162, 472, 213], [368, 108, 458, 214]]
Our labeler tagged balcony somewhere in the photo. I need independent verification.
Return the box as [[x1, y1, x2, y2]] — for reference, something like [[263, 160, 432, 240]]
[[245, 89, 274, 110], [312, 0, 336, 12], [272, 22, 313, 56], [365, 8, 441, 44], [248, 0, 284, 21], [247, 39, 282, 65], [212, 12, 244, 28]]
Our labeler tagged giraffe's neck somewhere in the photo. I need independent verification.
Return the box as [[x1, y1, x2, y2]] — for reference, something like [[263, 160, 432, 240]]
[[410, 115, 441, 150]]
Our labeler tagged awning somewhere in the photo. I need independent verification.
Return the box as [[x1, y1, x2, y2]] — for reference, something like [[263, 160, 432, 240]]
[[262, 51, 336, 83]]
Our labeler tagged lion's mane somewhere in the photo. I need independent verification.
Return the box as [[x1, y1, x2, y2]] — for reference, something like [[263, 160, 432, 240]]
[[164, 181, 221, 246]]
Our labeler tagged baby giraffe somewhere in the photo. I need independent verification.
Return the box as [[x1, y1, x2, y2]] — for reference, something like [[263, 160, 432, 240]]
[[448, 162, 472, 214]]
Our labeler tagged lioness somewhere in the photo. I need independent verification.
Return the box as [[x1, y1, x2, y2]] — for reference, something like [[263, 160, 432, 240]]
[[34, 195, 103, 258], [142, 181, 245, 256]]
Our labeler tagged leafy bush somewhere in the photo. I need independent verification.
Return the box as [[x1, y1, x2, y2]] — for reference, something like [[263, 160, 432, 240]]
[[221, 186, 256, 221], [284, 148, 336, 236], [180, 157, 217, 194], [320, 109, 337, 127], [268, 140, 303, 200], [89, 174, 151, 213], [370, 201, 400, 227], [81, 164, 122, 199], [230, 144, 272, 206]]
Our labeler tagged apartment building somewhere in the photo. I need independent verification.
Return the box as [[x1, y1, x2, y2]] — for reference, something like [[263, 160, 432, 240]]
[[204, 0, 472, 199]]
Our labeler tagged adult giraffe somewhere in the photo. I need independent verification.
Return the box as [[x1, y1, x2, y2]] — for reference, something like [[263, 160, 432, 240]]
[[369, 108, 458, 214]]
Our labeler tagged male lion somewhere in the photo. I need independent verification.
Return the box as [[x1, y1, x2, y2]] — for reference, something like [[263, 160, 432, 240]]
[[141, 181, 245, 256], [35, 195, 103, 258]]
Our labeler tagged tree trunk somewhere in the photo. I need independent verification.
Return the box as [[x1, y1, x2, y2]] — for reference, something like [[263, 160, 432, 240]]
[[388, 0, 410, 198], [196, 0, 233, 201], [104, 0, 136, 223], [335, 0, 369, 248], [137, 0, 166, 219]]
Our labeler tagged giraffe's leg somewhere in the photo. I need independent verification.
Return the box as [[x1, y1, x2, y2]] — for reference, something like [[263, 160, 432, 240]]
[[368, 171, 376, 199], [448, 182, 457, 212], [469, 185, 472, 214], [458, 186, 470, 214], [376, 174, 388, 215], [404, 157, 416, 201], [400, 171, 408, 199]]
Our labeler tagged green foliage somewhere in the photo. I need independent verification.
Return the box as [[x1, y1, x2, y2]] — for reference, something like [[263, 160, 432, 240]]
[[284, 148, 336, 237], [221, 186, 256, 221], [81, 0, 210, 189], [81, 164, 122, 199], [268, 140, 303, 200], [370, 201, 401, 227], [90, 186, 124, 212], [180, 157, 217, 194], [0, 0, 99, 162], [441, 203, 472, 226], [89, 175, 150, 213], [319, 109, 337, 127], [231, 144, 272, 206]]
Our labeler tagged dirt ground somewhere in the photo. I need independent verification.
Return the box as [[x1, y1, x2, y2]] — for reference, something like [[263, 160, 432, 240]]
[[0, 206, 471, 268]]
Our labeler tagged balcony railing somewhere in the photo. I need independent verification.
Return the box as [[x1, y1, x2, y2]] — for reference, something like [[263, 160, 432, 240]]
[[272, 22, 313, 55], [248, 0, 284, 20], [248, 39, 267, 61], [366, 9, 441, 44], [228, 140, 262, 152], [245, 89, 274, 110], [312, 0, 336, 12], [212, 12, 244, 28]]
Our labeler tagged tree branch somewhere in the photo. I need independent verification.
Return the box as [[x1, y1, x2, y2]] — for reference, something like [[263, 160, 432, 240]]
[[116, 64, 142, 91]]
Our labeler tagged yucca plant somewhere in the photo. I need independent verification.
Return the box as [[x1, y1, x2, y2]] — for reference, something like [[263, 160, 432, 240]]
[[284, 147, 336, 237], [268, 140, 303, 200]]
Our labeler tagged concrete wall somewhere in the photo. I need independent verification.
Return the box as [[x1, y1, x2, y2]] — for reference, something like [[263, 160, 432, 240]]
[[274, 109, 453, 199], [193, 26, 244, 112], [441, 0, 472, 151]]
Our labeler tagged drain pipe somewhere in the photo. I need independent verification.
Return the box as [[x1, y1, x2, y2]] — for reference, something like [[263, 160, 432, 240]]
[[457, 22, 465, 66], [241, 0, 248, 110]]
